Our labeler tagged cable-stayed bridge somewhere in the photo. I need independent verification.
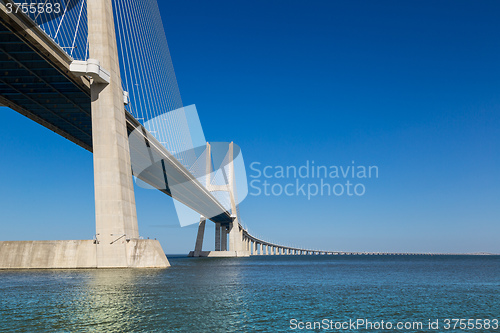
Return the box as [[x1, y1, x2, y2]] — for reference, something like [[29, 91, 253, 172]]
[[0, 0, 422, 269]]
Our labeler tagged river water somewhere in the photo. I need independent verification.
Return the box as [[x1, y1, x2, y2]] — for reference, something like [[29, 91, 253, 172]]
[[0, 255, 499, 332]]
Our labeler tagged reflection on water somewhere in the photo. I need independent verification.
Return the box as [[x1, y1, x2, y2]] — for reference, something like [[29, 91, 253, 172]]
[[73, 270, 164, 331], [0, 255, 499, 332]]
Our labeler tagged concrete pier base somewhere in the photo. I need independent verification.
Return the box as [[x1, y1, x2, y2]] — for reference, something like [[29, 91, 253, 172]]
[[193, 218, 206, 257], [0, 240, 169, 269], [188, 250, 250, 258]]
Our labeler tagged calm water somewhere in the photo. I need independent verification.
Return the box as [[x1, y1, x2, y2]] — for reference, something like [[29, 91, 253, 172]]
[[0, 255, 499, 332]]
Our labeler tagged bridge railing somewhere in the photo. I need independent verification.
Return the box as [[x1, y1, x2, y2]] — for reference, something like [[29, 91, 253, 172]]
[[1, 0, 89, 60]]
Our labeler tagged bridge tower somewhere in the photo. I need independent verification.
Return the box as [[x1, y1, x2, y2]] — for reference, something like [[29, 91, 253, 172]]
[[189, 142, 249, 257], [227, 142, 248, 256], [88, 0, 169, 267]]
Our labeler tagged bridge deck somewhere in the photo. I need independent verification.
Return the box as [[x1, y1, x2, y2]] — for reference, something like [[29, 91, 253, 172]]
[[0, 8, 93, 150]]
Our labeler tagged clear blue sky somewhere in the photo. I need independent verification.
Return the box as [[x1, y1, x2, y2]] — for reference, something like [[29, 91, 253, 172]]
[[1, 0, 499, 254]]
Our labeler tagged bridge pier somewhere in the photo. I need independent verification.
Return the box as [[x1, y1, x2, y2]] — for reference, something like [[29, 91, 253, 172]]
[[193, 221, 248, 257], [88, 0, 168, 268], [221, 226, 228, 251], [193, 217, 206, 257], [215, 223, 221, 251], [229, 220, 242, 253]]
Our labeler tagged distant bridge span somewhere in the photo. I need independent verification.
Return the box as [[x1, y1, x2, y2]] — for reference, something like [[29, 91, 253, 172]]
[[239, 225, 430, 256]]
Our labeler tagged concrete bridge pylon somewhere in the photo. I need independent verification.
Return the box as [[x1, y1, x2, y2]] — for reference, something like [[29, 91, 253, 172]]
[[189, 142, 250, 257], [0, 0, 169, 269]]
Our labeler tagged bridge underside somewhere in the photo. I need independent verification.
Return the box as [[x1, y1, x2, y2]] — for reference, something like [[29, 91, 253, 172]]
[[0, 16, 93, 151]]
